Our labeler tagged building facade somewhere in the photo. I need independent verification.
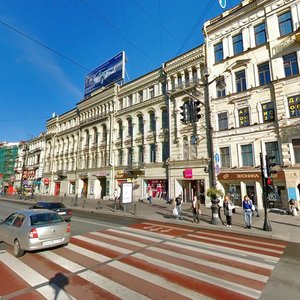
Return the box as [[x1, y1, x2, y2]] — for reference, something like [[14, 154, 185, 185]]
[[13, 0, 300, 208], [204, 0, 300, 207]]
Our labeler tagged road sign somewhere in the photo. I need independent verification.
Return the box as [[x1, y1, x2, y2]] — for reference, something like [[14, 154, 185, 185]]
[[214, 153, 220, 163], [267, 192, 277, 201]]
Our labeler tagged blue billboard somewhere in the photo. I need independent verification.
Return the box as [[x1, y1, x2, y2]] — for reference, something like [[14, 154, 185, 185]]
[[84, 51, 125, 97]]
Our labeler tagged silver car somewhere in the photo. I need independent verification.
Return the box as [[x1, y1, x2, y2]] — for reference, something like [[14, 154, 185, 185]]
[[0, 209, 71, 257]]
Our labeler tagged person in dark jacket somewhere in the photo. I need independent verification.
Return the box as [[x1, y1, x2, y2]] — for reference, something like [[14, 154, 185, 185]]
[[243, 195, 253, 229]]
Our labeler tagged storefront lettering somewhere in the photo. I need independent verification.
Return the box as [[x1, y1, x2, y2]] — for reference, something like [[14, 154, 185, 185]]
[[237, 174, 259, 179]]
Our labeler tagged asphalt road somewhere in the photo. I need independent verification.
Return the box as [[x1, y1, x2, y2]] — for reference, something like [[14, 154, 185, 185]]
[[1, 200, 300, 299]]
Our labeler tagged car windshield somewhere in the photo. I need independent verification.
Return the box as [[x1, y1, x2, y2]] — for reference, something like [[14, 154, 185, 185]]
[[30, 213, 64, 225]]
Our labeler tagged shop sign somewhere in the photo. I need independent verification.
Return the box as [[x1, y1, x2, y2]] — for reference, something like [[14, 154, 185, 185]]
[[78, 172, 88, 178], [94, 171, 108, 177], [219, 172, 261, 181], [183, 169, 193, 178], [44, 178, 50, 185]]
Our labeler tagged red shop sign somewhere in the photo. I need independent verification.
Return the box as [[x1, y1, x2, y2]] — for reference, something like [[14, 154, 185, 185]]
[[44, 178, 50, 185], [183, 169, 193, 178]]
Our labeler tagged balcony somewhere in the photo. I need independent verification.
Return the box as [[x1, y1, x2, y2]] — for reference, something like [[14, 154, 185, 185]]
[[56, 169, 67, 177], [126, 162, 145, 175]]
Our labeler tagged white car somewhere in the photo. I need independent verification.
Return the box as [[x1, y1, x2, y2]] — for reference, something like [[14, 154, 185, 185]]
[[0, 209, 71, 257]]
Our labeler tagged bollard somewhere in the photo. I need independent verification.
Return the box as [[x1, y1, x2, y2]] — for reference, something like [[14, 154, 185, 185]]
[[82, 199, 86, 208], [134, 203, 137, 215], [97, 200, 101, 210]]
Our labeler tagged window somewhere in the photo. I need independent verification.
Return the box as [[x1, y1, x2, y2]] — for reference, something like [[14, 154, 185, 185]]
[[190, 136, 197, 159], [118, 99, 123, 110], [127, 118, 133, 136], [138, 115, 144, 134], [118, 149, 123, 165], [162, 142, 169, 161], [118, 121, 122, 139], [214, 42, 223, 63], [150, 144, 156, 163], [283, 53, 299, 77], [128, 95, 133, 106], [238, 107, 250, 127], [149, 86, 155, 98], [93, 127, 98, 145], [161, 109, 168, 129], [258, 62, 271, 85], [218, 112, 228, 131], [288, 95, 300, 118], [292, 139, 300, 163], [254, 23, 267, 46], [220, 147, 230, 168], [266, 142, 280, 164], [149, 112, 156, 131], [102, 125, 107, 142], [278, 11, 293, 36], [233, 33, 243, 55], [241, 144, 253, 166], [138, 146, 144, 163], [217, 88, 226, 97], [235, 70, 247, 92], [127, 147, 133, 164], [262, 102, 275, 122], [138, 91, 143, 102], [183, 137, 189, 160]]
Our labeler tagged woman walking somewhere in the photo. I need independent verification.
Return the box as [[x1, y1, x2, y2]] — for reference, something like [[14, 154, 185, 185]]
[[192, 195, 201, 223], [223, 193, 233, 227], [243, 195, 253, 229]]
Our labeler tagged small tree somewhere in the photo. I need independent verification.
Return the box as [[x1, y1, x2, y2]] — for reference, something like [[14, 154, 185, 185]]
[[207, 187, 224, 199]]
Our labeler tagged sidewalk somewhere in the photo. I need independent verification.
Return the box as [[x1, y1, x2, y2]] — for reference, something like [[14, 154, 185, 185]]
[[2, 194, 300, 244]]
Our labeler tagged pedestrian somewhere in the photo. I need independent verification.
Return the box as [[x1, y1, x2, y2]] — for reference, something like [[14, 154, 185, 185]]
[[243, 195, 253, 229], [175, 194, 183, 220], [191, 195, 201, 223], [223, 193, 234, 227], [147, 185, 153, 204]]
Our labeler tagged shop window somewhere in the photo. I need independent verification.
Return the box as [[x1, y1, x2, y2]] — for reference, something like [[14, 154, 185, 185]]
[[254, 22, 267, 46], [262, 102, 275, 122], [287, 95, 300, 118], [241, 144, 253, 166], [238, 107, 250, 127], [283, 53, 299, 77], [278, 11, 293, 36]]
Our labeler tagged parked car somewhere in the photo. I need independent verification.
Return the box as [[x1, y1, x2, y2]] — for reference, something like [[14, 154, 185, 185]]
[[0, 209, 71, 257], [29, 202, 72, 222]]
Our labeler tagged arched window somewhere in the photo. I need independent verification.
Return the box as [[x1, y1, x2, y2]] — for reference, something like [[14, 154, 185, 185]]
[[127, 118, 133, 136], [161, 108, 168, 129], [93, 127, 98, 145], [149, 111, 156, 131], [118, 121, 122, 139], [102, 125, 107, 142], [137, 115, 144, 134]]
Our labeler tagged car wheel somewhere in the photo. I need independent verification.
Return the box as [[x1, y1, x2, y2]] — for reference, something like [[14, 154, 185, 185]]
[[13, 239, 25, 257]]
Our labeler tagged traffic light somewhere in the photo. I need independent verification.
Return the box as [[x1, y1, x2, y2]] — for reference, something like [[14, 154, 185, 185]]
[[179, 104, 187, 123], [265, 155, 277, 177], [193, 100, 201, 122], [265, 177, 274, 194]]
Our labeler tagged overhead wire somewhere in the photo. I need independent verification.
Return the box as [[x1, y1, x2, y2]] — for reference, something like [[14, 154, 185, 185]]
[[0, 19, 91, 72], [79, 0, 159, 66]]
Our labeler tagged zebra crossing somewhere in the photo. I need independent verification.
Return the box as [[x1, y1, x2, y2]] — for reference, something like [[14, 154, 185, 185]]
[[0, 221, 287, 300]]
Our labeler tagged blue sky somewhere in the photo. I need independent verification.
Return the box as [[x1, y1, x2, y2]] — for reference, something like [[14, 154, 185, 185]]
[[0, 0, 241, 142]]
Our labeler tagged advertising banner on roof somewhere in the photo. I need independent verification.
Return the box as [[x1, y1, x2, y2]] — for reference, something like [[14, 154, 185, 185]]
[[84, 51, 125, 97]]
